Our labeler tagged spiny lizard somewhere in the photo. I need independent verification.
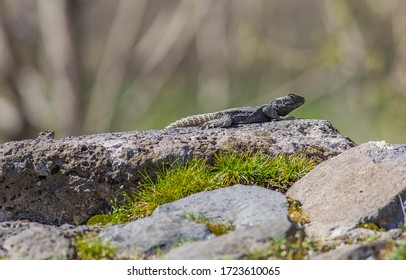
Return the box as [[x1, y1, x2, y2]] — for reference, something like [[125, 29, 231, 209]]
[[37, 130, 55, 140], [166, 93, 305, 129]]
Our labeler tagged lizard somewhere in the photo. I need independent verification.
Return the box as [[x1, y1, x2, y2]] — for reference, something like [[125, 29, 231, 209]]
[[36, 130, 55, 140], [165, 93, 305, 129]]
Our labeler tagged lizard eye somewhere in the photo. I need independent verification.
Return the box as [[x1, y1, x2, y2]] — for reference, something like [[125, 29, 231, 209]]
[[288, 94, 297, 98]]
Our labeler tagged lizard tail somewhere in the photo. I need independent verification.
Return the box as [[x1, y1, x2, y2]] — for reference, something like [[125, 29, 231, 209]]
[[166, 112, 222, 128]]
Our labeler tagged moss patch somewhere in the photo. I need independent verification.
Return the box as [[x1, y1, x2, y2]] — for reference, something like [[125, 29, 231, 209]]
[[287, 197, 310, 225], [74, 233, 117, 260], [86, 214, 114, 226], [390, 244, 406, 260], [358, 223, 385, 232], [183, 212, 235, 236], [241, 230, 317, 260]]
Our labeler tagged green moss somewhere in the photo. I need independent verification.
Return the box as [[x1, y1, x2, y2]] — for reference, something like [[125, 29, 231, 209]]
[[390, 245, 406, 260], [287, 197, 310, 225], [183, 212, 235, 236], [90, 151, 316, 225], [86, 214, 114, 226], [358, 223, 385, 232], [74, 233, 117, 260]]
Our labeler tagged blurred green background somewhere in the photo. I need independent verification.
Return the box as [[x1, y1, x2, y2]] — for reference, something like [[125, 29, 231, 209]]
[[0, 0, 405, 144]]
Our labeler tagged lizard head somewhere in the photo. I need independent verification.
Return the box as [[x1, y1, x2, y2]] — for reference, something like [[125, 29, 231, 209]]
[[271, 93, 305, 116]]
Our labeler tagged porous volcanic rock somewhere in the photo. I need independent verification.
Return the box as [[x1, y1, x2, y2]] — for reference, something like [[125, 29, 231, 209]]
[[0, 120, 355, 225]]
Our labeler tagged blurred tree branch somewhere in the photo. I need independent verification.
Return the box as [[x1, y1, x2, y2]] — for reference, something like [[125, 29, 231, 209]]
[[38, 0, 82, 135], [115, 0, 212, 129], [0, 3, 32, 140], [0, 0, 405, 143], [84, 0, 147, 132]]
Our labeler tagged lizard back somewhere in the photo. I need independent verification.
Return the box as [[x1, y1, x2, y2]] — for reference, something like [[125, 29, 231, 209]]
[[166, 105, 264, 128]]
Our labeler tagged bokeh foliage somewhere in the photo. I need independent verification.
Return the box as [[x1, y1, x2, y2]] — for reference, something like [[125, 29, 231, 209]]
[[0, 0, 405, 143]]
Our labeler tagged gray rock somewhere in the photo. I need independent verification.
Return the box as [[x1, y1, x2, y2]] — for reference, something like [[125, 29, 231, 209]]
[[0, 120, 355, 225], [162, 219, 293, 260], [58, 223, 101, 238], [2, 223, 73, 259], [153, 185, 288, 227], [0, 221, 31, 237], [312, 241, 389, 260], [287, 141, 406, 239], [98, 214, 212, 258], [332, 228, 404, 245], [0, 221, 31, 258], [0, 210, 9, 222], [99, 185, 291, 258], [0, 221, 99, 259]]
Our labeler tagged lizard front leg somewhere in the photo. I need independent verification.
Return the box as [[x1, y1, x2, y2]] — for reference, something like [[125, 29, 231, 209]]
[[262, 105, 295, 120]]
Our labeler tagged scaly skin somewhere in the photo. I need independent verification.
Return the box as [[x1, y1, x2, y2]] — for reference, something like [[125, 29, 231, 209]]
[[166, 93, 305, 129]]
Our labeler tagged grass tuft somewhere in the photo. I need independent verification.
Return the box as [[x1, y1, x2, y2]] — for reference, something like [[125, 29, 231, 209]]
[[94, 151, 315, 225], [113, 159, 215, 222], [211, 151, 313, 191]]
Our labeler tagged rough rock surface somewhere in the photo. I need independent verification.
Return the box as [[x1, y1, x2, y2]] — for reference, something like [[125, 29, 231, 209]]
[[332, 228, 405, 245], [312, 241, 390, 260], [287, 141, 406, 239], [2, 120, 406, 260], [0, 222, 74, 259], [154, 185, 288, 227], [99, 185, 290, 258], [0, 221, 98, 259], [162, 219, 293, 260], [99, 214, 212, 258], [0, 119, 355, 225]]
